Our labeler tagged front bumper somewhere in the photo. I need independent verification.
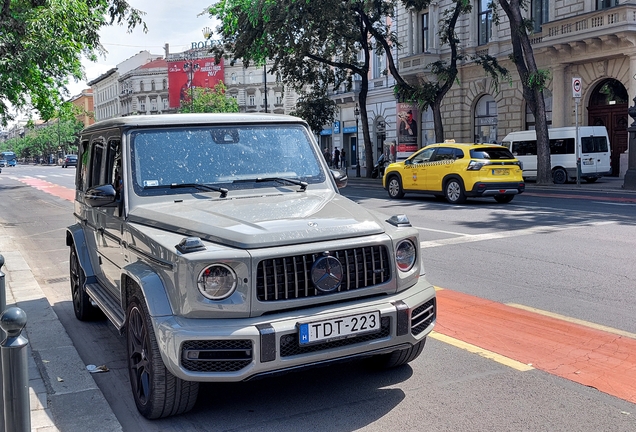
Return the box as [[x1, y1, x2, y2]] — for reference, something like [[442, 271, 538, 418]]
[[468, 181, 525, 197], [153, 279, 436, 382]]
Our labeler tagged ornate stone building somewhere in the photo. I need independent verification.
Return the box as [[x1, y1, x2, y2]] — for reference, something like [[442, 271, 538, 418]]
[[396, 0, 633, 176]]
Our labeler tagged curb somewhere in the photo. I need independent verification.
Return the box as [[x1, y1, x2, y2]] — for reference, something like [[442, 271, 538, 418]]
[[0, 225, 122, 432]]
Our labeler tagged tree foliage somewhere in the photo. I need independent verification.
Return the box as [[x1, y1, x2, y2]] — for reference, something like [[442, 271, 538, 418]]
[[0, 0, 146, 125], [289, 86, 338, 135], [177, 82, 239, 113], [1, 104, 85, 160], [493, 0, 552, 184]]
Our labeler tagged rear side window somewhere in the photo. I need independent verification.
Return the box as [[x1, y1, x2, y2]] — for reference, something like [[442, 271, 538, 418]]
[[470, 147, 515, 159], [581, 136, 609, 153]]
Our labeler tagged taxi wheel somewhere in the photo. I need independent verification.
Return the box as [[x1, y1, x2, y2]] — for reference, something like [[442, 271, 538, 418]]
[[494, 195, 514, 204], [444, 178, 466, 204], [387, 176, 405, 199], [126, 292, 199, 419], [552, 168, 567, 184]]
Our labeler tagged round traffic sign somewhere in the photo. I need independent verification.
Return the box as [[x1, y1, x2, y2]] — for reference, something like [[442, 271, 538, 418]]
[[573, 79, 581, 92]]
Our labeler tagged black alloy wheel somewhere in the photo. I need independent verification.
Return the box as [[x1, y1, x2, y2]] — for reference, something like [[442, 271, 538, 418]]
[[69, 247, 100, 320], [552, 168, 568, 184], [126, 295, 198, 419]]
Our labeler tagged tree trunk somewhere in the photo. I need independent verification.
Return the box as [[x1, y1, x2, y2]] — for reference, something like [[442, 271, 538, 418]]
[[432, 100, 444, 143]]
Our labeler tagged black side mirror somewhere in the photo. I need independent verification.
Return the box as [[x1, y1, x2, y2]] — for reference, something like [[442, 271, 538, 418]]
[[86, 184, 117, 207], [330, 169, 348, 189], [404, 160, 413, 166]]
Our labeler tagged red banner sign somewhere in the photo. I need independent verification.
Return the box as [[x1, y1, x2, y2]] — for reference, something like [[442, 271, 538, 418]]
[[168, 56, 224, 108]]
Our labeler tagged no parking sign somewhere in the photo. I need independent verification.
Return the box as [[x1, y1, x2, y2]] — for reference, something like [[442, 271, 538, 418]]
[[572, 77, 582, 98]]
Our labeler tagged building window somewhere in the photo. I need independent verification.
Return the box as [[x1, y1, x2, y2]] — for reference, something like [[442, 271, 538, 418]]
[[422, 107, 435, 147], [249, 94, 255, 106], [231, 73, 237, 84], [597, 0, 618, 10], [422, 13, 430, 53], [163, 79, 167, 90], [478, 0, 492, 46], [525, 89, 553, 130], [276, 95, 282, 105], [474, 94, 498, 144], [139, 98, 146, 112], [163, 98, 168, 109], [248, 72, 254, 83], [532, 0, 549, 33], [151, 80, 156, 91], [140, 81, 144, 92], [373, 47, 384, 79], [151, 98, 157, 111]]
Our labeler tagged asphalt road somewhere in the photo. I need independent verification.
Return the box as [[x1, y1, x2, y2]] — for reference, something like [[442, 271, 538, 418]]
[[1, 164, 635, 431]]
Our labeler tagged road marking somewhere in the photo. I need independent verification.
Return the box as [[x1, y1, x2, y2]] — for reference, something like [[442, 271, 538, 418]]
[[594, 201, 636, 206], [435, 289, 636, 404], [420, 221, 615, 248], [506, 303, 636, 340], [414, 226, 470, 236], [429, 331, 534, 371]]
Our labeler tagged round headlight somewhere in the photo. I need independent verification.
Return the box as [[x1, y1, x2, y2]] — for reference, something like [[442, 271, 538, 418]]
[[197, 264, 237, 300], [395, 240, 416, 272]]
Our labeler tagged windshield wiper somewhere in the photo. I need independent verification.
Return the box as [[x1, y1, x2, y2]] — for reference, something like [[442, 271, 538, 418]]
[[146, 183, 228, 198], [255, 177, 308, 192]]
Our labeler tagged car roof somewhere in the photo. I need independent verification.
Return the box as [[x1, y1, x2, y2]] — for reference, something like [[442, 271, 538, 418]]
[[81, 113, 308, 134], [423, 142, 507, 149]]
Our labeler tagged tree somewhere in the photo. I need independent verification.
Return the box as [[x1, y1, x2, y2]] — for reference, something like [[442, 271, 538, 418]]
[[493, 0, 551, 184], [289, 85, 339, 135], [177, 82, 239, 113], [0, 0, 145, 125], [210, 0, 380, 176]]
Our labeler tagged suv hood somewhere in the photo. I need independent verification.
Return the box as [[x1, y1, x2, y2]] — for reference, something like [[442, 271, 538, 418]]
[[127, 192, 385, 249]]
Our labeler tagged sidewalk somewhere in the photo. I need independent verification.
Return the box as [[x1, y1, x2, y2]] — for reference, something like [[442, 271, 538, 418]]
[[0, 226, 121, 432]]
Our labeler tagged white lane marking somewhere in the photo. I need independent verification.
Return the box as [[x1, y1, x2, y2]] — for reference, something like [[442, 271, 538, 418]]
[[593, 201, 636, 206], [414, 226, 470, 236], [420, 220, 615, 249]]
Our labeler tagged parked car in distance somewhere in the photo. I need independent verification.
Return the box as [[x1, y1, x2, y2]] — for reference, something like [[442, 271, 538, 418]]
[[383, 140, 525, 204], [62, 155, 77, 168], [66, 113, 437, 419]]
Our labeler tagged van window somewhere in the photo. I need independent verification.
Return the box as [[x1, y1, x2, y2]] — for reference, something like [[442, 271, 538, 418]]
[[549, 138, 574, 155], [511, 138, 575, 155], [512, 140, 537, 156], [581, 136, 608, 153]]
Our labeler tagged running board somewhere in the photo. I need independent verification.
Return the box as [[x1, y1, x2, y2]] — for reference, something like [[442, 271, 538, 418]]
[[85, 283, 125, 330]]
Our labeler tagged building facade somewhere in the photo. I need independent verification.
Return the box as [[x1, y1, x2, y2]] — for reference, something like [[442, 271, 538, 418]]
[[119, 58, 172, 116], [69, 88, 95, 127], [395, 0, 633, 176]]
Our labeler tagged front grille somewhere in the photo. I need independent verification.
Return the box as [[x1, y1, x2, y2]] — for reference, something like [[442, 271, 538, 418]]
[[257, 246, 391, 302], [181, 340, 252, 373], [411, 298, 436, 336], [280, 316, 391, 357]]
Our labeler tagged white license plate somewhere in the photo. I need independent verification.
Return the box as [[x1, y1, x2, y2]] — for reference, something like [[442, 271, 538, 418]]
[[583, 160, 594, 165], [492, 168, 510, 175], [298, 311, 381, 345]]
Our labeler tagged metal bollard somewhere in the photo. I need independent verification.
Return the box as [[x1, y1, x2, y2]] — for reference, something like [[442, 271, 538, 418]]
[[0, 254, 6, 432], [1, 307, 30, 432]]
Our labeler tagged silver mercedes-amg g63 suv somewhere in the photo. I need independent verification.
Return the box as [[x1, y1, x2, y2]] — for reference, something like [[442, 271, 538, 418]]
[[66, 114, 436, 419]]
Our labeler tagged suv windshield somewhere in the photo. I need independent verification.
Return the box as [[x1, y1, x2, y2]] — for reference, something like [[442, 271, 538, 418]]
[[470, 147, 515, 160], [130, 125, 325, 196]]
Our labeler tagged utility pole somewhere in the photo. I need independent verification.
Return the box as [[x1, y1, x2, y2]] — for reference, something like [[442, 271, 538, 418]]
[[263, 63, 268, 113]]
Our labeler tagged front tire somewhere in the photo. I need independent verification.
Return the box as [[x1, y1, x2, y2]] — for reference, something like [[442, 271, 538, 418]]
[[371, 339, 426, 369], [387, 176, 405, 199], [127, 294, 199, 419], [552, 168, 568, 184], [444, 178, 466, 204], [69, 247, 101, 321], [494, 195, 514, 203]]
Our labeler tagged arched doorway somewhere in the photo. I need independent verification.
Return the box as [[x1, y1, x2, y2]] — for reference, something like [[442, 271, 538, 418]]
[[588, 79, 628, 176], [474, 94, 498, 144]]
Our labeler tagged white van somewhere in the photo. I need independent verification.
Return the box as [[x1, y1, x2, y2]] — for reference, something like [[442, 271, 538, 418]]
[[501, 126, 611, 183]]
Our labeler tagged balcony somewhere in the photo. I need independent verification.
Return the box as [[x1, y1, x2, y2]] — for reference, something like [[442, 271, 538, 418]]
[[531, 4, 636, 53], [398, 52, 441, 78]]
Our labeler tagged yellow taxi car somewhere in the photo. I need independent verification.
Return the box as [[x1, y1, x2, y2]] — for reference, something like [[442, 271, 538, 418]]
[[383, 141, 525, 204]]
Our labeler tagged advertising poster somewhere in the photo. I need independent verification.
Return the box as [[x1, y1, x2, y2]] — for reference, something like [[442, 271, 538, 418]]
[[168, 56, 224, 108], [396, 102, 419, 159]]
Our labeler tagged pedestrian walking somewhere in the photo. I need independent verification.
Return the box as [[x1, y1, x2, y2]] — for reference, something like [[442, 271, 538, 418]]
[[323, 147, 332, 167], [341, 149, 346, 168], [333, 147, 340, 169]]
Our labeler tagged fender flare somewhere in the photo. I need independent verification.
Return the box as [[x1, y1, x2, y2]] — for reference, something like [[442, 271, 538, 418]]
[[65, 224, 97, 284], [121, 261, 174, 318]]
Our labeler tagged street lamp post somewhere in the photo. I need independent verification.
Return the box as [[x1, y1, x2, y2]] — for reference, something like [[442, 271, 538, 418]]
[[183, 50, 200, 112], [355, 104, 360, 177]]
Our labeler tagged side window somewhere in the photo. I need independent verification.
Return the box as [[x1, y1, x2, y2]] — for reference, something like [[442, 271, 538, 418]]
[[90, 142, 105, 188], [454, 148, 465, 159], [411, 148, 435, 164], [512, 140, 537, 156], [549, 138, 574, 155], [78, 139, 90, 191], [108, 140, 122, 201], [431, 147, 455, 161]]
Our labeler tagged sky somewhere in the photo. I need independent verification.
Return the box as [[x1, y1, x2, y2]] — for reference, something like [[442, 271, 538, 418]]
[[66, 1, 218, 97]]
